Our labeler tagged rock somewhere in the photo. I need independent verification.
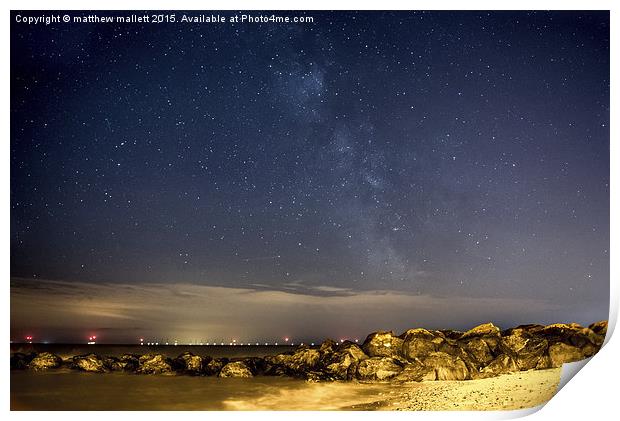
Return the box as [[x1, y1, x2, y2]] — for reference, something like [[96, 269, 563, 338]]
[[266, 347, 321, 377], [137, 354, 173, 374], [290, 347, 320, 370], [393, 358, 436, 382], [319, 339, 337, 355], [204, 358, 228, 376], [264, 354, 293, 376], [480, 354, 518, 378], [459, 323, 501, 353], [548, 343, 585, 367], [73, 354, 108, 373], [102, 356, 124, 371], [459, 337, 493, 368], [303, 371, 330, 382], [422, 352, 469, 381], [172, 352, 205, 375], [515, 338, 548, 370], [460, 322, 501, 340], [535, 354, 552, 369], [439, 329, 463, 340], [28, 352, 63, 371], [589, 320, 608, 337], [242, 357, 267, 375], [117, 354, 140, 371], [356, 357, 403, 381], [10, 352, 35, 370], [322, 342, 368, 380], [501, 324, 545, 337], [500, 331, 548, 371], [401, 328, 441, 360], [218, 361, 253, 378], [361, 331, 404, 358]]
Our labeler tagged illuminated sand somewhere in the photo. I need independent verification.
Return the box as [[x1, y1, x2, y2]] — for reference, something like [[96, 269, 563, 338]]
[[11, 368, 560, 410]]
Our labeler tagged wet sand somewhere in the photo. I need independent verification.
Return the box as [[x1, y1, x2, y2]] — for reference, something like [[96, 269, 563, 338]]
[[11, 368, 560, 411]]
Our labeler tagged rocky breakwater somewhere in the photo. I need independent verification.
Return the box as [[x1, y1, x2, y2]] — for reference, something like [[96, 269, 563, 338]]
[[10, 320, 607, 382]]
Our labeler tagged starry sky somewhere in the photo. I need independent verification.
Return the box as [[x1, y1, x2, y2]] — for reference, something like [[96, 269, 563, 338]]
[[10, 11, 609, 343]]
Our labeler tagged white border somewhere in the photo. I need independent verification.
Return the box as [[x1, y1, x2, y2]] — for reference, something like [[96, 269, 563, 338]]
[[3, 1, 617, 421]]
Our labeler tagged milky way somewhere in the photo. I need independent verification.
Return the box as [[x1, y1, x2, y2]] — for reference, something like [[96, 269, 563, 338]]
[[11, 11, 609, 342]]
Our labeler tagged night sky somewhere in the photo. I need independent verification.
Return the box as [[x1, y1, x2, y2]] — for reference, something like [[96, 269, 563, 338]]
[[10, 11, 609, 343]]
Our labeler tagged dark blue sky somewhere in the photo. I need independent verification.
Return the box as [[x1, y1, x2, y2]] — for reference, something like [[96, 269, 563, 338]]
[[10, 11, 609, 342]]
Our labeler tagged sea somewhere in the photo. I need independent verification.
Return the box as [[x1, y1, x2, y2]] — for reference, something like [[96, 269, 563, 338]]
[[10, 344, 397, 410]]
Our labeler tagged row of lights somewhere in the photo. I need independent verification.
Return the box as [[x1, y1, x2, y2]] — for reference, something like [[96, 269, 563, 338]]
[[22, 335, 360, 346]]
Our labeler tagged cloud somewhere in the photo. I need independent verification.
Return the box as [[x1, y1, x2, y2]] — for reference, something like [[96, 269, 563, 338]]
[[11, 278, 561, 343]]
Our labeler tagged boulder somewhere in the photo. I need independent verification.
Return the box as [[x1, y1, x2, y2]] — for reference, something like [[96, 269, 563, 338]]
[[303, 370, 330, 382], [73, 354, 108, 373], [480, 354, 518, 378], [204, 357, 228, 376], [589, 320, 608, 337], [319, 339, 337, 355], [515, 338, 548, 370], [500, 331, 549, 371], [10, 352, 35, 370], [242, 357, 267, 375], [102, 356, 124, 371], [137, 354, 173, 374], [322, 342, 368, 380], [401, 328, 442, 360], [218, 361, 253, 378], [459, 323, 501, 353], [548, 343, 585, 367], [289, 347, 320, 370], [266, 347, 321, 377], [117, 354, 140, 371], [460, 322, 501, 340], [435, 341, 481, 378], [361, 331, 404, 358], [459, 337, 493, 367], [172, 352, 205, 375], [28, 352, 62, 371], [356, 357, 403, 381], [393, 358, 436, 382], [422, 352, 469, 381], [501, 324, 544, 337], [264, 353, 293, 376], [439, 329, 463, 340]]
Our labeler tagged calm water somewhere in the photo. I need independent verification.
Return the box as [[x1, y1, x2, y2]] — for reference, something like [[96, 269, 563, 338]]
[[11, 370, 399, 410], [10, 344, 297, 359]]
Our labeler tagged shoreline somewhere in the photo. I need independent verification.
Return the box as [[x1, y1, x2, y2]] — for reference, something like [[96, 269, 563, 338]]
[[11, 368, 561, 411]]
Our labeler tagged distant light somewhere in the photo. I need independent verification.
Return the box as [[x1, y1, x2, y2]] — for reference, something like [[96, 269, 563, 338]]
[[220, 342, 224, 346], [311, 343, 315, 346], [275, 342, 278, 345], [264, 343, 268, 346], [285, 337, 289, 342], [355, 339, 359, 343], [200, 343, 203, 345], [155, 342, 159, 345], [340, 339, 344, 342], [255, 342, 259, 346]]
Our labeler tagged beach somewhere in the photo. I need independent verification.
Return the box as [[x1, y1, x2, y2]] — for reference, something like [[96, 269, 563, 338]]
[[11, 367, 560, 411]]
